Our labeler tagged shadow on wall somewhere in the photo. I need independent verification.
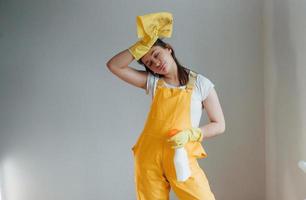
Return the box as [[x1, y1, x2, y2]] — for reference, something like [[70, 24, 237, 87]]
[[270, 0, 306, 199]]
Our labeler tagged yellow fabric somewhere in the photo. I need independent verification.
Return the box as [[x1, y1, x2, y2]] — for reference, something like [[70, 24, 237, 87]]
[[167, 127, 204, 149], [131, 71, 216, 200], [128, 34, 159, 61], [136, 12, 173, 39], [128, 12, 173, 60]]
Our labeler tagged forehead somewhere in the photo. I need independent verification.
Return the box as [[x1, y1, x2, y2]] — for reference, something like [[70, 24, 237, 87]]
[[141, 46, 162, 62]]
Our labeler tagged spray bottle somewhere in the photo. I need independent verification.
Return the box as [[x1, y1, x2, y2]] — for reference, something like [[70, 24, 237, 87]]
[[168, 129, 191, 182]]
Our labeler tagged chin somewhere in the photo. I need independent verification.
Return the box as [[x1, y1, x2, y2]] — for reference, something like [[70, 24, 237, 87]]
[[158, 70, 167, 75]]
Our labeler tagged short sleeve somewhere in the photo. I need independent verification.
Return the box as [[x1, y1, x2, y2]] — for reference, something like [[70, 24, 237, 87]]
[[146, 72, 156, 96], [197, 74, 215, 101]]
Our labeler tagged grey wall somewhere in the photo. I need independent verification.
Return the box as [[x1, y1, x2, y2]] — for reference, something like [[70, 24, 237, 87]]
[[263, 0, 306, 199], [0, 0, 266, 199]]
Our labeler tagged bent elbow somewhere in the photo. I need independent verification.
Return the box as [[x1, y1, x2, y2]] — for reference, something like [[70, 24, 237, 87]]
[[106, 60, 112, 69], [219, 122, 226, 134], [106, 61, 116, 73]]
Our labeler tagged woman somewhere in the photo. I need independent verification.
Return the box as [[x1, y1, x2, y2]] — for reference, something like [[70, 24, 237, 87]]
[[106, 13, 225, 200]]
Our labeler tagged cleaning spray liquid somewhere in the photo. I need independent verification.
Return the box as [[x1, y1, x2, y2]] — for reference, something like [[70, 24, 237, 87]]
[[168, 129, 191, 182]]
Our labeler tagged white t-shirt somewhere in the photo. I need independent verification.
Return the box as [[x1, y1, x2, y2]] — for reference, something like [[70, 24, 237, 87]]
[[146, 72, 215, 128]]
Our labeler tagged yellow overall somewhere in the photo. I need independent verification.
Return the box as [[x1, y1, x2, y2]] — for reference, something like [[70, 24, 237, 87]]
[[132, 71, 216, 200]]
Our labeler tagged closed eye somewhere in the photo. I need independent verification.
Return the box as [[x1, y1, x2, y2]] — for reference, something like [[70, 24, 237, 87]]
[[145, 60, 152, 66]]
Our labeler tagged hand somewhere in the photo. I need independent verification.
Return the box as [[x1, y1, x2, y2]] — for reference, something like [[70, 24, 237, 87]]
[[128, 12, 173, 60], [167, 128, 203, 149], [128, 34, 158, 60]]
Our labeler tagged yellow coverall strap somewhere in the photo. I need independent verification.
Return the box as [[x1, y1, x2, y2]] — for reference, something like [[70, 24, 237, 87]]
[[186, 70, 197, 91], [155, 70, 197, 91], [156, 77, 165, 89]]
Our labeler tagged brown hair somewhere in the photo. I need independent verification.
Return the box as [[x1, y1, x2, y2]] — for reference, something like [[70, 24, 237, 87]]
[[137, 38, 190, 86]]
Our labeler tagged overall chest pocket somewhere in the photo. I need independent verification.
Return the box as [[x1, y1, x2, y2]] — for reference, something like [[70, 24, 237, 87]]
[[150, 89, 182, 121]]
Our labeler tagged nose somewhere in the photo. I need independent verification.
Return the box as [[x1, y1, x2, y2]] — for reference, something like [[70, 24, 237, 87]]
[[153, 59, 161, 68]]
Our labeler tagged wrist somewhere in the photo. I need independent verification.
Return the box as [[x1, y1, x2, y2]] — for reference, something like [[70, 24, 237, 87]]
[[128, 36, 158, 60], [128, 41, 146, 60], [189, 127, 203, 142]]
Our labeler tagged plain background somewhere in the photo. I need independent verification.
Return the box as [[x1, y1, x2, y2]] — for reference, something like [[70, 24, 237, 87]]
[[0, 0, 305, 200]]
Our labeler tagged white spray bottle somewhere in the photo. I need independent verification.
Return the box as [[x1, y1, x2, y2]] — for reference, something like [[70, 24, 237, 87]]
[[168, 129, 191, 182]]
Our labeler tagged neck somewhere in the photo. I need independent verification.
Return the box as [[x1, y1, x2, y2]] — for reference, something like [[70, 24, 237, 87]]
[[163, 62, 179, 86]]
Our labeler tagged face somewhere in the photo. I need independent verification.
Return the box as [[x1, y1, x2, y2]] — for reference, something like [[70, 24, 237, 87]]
[[140, 46, 173, 75]]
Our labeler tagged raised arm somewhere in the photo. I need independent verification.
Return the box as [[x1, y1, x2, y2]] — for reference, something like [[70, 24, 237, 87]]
[[106, 49, 148, 90]]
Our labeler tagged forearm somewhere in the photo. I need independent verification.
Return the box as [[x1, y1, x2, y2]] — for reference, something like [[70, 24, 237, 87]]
[[199, 121, 225, 140], [106, 49, 134, 69]]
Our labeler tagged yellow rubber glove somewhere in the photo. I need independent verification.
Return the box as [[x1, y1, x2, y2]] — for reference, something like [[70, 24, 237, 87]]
[[128, 34, 159, 60], [167, 128, 204, 149], [128, 12, 173, 60]]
